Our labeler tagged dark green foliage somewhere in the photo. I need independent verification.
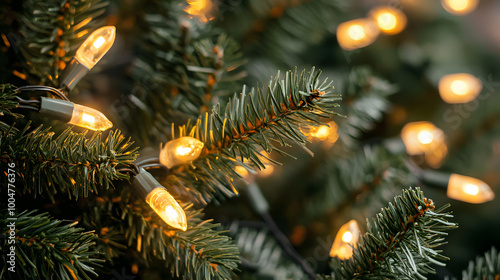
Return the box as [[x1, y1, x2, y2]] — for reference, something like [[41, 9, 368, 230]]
[[331, 188, 457, 280], [164, 68, 341, 205], [127, 1, 246, 144], [302, 147, 413, 223], [0, 84, 21, 131], [228, 221, 305, 280], [18, 0, 108, 85], [457, 247, 500, 280], [0, 125, 138, 200], [0, 210, 102, 280], [84, 186, 240, 280], [338, 66, 398, 148]]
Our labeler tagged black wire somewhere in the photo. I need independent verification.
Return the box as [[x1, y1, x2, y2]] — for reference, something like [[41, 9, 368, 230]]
[[135, 157, 160, 168], [17, 85, 69, 101], [260, 212, 316, 280], [15, 96, 40, 111]]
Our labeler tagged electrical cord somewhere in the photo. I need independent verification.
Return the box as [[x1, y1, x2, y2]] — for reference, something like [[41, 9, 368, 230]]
[[17, 85, 69, 101]]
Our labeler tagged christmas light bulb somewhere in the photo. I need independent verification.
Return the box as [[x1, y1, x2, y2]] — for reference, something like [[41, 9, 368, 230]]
[[159, 137, 204, 168], [441, 0, 478, 15], [447, 174, 495, 204], [68, 104, 113, 131], [184, 0, 214, 22], [146, 187, 187, 231], [369, 6, 407, 35], [400, 122, 447, 167], [438, 73, 482, 104], [329, 220, 360, 259], [336, 18, 380, 51], [75, 26, 116, 69]]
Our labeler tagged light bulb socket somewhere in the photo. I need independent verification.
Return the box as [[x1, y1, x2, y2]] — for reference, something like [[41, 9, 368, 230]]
[[132, 168, 161, 198], [420, 170, 450, 189], [59, 57, 90, 91], [384, 137, 406, 155], [39, 97, 74, 122]]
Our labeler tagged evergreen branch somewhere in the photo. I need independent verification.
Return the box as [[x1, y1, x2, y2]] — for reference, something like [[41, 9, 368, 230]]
[[165, 68, 341, 205], [331, 188, 457, 280], [228, 221, 305, 280], [0, 84, 22, 132], [0, 210, 102, 280], [17, 0, 108, 85], [127, 1, 246, 144], [0, 124, 138, 201], [338, 66, 398, 148], [302, 147, 413, 223], [100, 186, 240, 280], [456, 247, 500, 280]]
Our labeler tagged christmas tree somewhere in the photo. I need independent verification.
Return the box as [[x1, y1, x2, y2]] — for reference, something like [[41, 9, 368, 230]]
[[1, 0, 500, 279]]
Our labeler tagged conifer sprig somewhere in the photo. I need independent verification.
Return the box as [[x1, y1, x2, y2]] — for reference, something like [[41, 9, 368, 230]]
[[456, 247, 500, 280], [331, 188, 457, 280], [0, 210, 102, 280], [0, 125, 138, 201], [165, 68, 341, 205]]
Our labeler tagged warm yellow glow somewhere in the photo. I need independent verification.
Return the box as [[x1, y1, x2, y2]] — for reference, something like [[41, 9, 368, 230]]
[[341, 231, 353, 243], [68, 104, 113, 131], [336, 18, 379, 51], [439, 73, 482, 104], [76, 26, 116, 69], [184, 0, 214, 23], [92, 36, 105, 49], [447, 174, 495, 204], [159, 137, 204, 168], [258, 164, 275, 178], [330, 220, 360, 259], [348, 25, 366, 41], [441, 0, 478, 15], [303, 121, 339, 147], [369, 6, 407, 35], [235, 165, 249, 178], [401, 121, 447, 167], [417, 130, 434, 144], [146, 187, 187, 231]]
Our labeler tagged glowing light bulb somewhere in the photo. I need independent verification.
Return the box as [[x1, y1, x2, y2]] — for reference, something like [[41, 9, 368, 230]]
[[75, 26, 116, 69], [68, 104, 113, 131], [302, 121, 339, 147], [401, 122, 447, 167], [441, 0, 478, 15], [447, 174, 495, 204], [159, 137, 204, 168], [146, 187, 187, 231], [438, 73, 482, 104], [417, 130, 434, 144], [330, 220, 360, 259], [235, 165, 249, 178], [184, 0, 214, 22], [369, 6, 407, 35], [336, 18, 380, 51]]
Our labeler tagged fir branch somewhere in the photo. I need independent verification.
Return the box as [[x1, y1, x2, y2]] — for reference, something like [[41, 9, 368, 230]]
[[165, 68, 341, 205], [0, 84, 22, 132], [0, 125, 138, 201], [228, 221, 305, 280], [302, 147, 413, 223], [338, 66, 398, 148], [0, 210, 102, 280], [17, 0, 108, 85], [331, 188, 457, 280], [457, 247, 500, 280], [91, 186, 241, 280]]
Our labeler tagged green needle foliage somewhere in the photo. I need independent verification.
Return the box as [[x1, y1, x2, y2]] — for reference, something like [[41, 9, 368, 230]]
[[302, 147, 412, 224], [0, 210, 102, 280], [0, 84, 21, 131], [0, 125, 138, 201], [164, 68, 341, 205], [85, 186, 240, 280], [330, 188, 457, 280], [18, 0, 108, 85], [454, 247, 500, 280], [127, 1, 246, 144], [228, 221, 305, 280], [338, 66, 398, 148]]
